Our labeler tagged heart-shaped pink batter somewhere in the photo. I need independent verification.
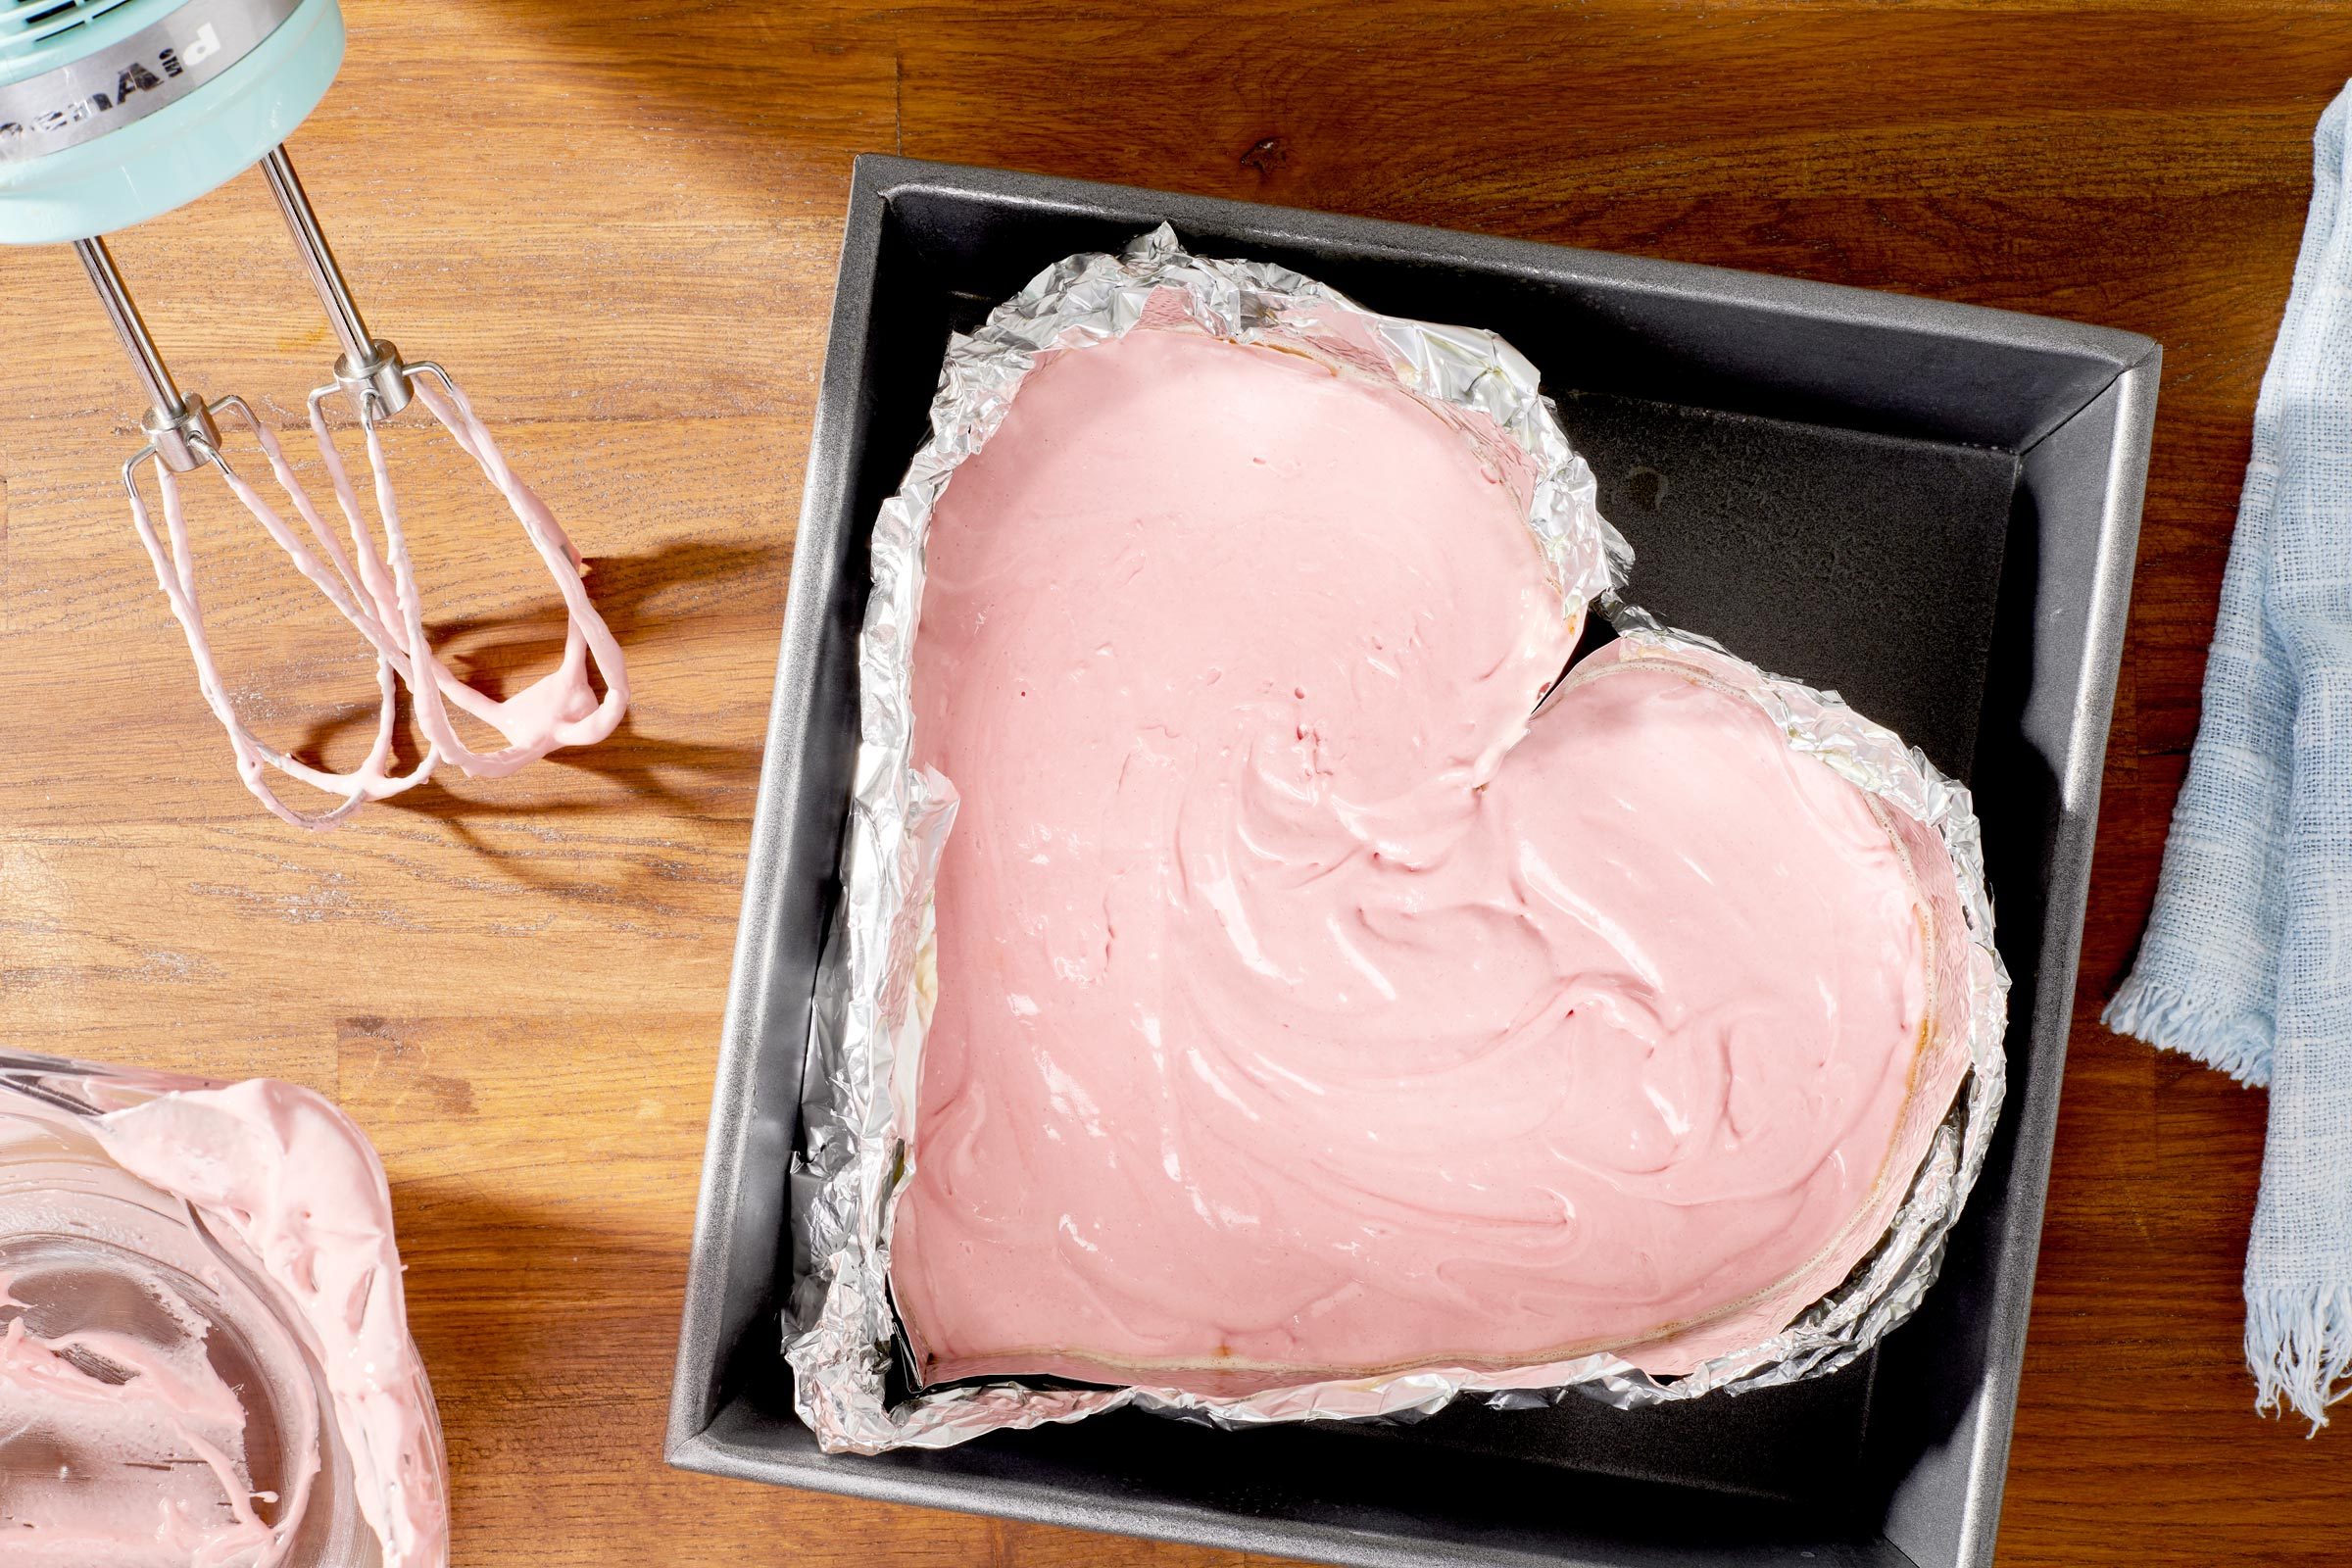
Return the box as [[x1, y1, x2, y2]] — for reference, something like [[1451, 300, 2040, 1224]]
[[891, 326, 1953, 1392]]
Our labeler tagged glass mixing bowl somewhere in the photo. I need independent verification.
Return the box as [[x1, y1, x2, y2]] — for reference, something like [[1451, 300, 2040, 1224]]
[[0, 1050, 442, 1567]]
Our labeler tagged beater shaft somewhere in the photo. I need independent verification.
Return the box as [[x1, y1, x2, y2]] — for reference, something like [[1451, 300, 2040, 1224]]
[[259, 144, 413, 418], [74, 235, 220, 474]]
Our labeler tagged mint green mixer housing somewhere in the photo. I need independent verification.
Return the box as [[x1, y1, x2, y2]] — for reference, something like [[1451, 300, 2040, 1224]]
[[0, 0, 343, 244], [10, 0, 426, 498]]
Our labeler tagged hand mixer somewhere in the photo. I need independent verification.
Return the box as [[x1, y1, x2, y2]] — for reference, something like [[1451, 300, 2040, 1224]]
[[2, 0, 628, 827]]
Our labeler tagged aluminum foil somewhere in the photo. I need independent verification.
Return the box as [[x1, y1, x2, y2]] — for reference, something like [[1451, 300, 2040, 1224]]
[[784, 225, 2009, 1454]]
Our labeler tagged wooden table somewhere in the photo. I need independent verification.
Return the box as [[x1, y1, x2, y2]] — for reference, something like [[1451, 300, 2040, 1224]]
[[1, 3, 2341, 1563]]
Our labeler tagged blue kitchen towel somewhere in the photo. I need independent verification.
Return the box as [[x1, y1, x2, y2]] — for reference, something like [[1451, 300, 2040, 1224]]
[[2105, 81, 2352, 1430]]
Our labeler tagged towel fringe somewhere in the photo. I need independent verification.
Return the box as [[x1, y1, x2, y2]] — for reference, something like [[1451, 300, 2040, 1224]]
[[2248, 1283, 2352, 1432], [2102, 977, 2273, 1089]]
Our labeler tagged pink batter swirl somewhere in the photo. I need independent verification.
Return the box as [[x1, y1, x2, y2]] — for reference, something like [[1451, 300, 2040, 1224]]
[[889, 328, 1936, 1390]]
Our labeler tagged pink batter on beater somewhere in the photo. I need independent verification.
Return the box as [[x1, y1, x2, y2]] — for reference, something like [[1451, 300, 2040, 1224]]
[[122, 373, 628, 829], [889, 328, 1942, 1391]]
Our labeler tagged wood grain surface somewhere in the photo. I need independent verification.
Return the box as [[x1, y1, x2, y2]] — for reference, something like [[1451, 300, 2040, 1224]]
[[0, 2, 2342, 1563]]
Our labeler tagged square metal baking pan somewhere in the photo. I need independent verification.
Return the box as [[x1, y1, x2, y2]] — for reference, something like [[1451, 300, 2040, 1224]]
[[669, 156, 2158, 1568]]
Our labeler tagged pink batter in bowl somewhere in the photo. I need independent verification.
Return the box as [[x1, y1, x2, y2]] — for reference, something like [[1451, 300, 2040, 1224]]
[[0, 1054, 447, 1568]]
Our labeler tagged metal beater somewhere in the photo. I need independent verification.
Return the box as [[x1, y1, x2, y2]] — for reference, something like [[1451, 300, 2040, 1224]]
[[3, 0, 628, 825], [75, 144, 443, 514]]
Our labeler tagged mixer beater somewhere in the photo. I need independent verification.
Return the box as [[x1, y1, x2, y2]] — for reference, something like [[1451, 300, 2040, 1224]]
[[5, 0, 626, 826]]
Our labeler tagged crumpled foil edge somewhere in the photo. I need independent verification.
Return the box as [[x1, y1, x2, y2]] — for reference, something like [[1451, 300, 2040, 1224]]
[[782, 226, 2009, 1454]]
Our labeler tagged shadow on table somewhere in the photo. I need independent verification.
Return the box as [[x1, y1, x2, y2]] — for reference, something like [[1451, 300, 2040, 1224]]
[[278, 536, 784, 835], [389, 1180, 694, 1540]]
